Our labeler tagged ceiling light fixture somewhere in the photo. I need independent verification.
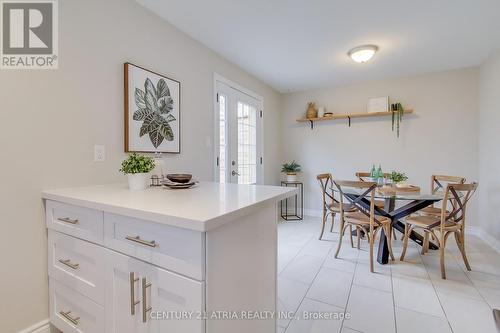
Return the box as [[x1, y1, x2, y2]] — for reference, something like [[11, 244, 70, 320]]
[[348, 45, 378, 63]]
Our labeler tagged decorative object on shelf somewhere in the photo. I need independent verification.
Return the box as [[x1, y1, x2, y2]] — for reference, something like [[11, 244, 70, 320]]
[[280, 181, 303, 221], [318, 106, 325, 118], [125, 63, 180, 154], [368, 96, 389, 113], [296, 109, 413, 129], [306, 102, 318, 119], [120, 153, 156, 190], [389, 170, 408, 185], [281, 161, 301, 182], [391, 103, 405, 137], [323, 112, 333, 117]]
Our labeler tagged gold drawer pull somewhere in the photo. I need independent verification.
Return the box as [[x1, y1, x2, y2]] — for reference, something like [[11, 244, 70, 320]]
[[59, 310, 80, 325], [130, 272, 140, 315], [57, 217, 79, 225], [142, 277, 152, 323], [125, 235, 158, 248], [58, 259, 79, 270]]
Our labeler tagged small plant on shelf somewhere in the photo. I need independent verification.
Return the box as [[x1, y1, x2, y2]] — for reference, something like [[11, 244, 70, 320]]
[[120, 153, 155, 190], [391, 102, 405, 137], [389, 171, 408, 184], [282, 161, 301, 182]]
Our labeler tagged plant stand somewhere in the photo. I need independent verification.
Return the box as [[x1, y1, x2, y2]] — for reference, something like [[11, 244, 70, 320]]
[[280, 181, 303, 221]]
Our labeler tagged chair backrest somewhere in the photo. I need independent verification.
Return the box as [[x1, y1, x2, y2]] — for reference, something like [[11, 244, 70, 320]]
[[317, 173, 334, 208], [356, 172, 389, 181], [437, 182, 478, 230], [332, 179, 382, 226], [430, 175, 466, 194]]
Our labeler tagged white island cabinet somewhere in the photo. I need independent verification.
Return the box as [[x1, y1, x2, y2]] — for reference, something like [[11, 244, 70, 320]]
[[42, 182, 297, 333]]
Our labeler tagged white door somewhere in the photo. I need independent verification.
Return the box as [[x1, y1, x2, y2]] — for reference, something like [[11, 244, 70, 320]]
[[215, 79, 263, 184]]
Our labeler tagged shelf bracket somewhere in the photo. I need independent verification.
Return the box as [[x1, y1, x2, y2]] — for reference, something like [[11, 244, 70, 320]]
[[348, 116, 351, 127], [309, 120, 314, 130]]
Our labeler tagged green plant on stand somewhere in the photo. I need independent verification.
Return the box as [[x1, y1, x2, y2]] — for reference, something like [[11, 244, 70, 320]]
[[392, 103, 404, 138], [282, 161, 301, 182]]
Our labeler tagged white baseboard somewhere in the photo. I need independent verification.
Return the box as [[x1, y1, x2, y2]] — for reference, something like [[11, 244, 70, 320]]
[[467, 226, 500, 254], [17, 319, 51, 333], [303, 209, 322, 218]]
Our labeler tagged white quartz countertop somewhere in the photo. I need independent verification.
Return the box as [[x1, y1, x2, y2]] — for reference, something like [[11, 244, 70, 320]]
[[42, 182, 298, 231]]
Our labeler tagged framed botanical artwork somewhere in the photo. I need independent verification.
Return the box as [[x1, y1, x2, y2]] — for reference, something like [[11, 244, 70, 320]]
[[124, 63, 180, 153]]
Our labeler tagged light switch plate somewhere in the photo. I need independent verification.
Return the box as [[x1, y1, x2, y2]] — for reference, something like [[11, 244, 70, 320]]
[[94, 145, 105, 162]]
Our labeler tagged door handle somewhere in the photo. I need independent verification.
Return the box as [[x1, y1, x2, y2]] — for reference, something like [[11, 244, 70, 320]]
[[58, 259, 79, 270], [125, 235, 158, 248], [130, 273, 140, 315], [57, 217, 79, 225], [232, 170, 240, 176], [59, 310, 80, 325], [142, 278, 152, 323]]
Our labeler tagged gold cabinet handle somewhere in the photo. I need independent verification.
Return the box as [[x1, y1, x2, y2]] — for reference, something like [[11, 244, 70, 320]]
[[59, 310, 80, 325], [58, 259, 79, 270], [130, 272, 140, 315], [125, 235, 158, 248], [142, 277, 152, 323], [57, 217, 79, 225]]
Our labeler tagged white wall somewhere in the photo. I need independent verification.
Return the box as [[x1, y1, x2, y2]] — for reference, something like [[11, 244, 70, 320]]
[[281, 68, 479, 221], [0, 0, 282, 331], [478, 50, 500, 247]]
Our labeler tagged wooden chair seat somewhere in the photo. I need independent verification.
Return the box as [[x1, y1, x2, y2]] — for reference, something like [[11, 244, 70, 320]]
[[405, 215, 460, 230], [419, 206, 449, 216], [328, 202, 356, 213], [345, 212, 391, 225]]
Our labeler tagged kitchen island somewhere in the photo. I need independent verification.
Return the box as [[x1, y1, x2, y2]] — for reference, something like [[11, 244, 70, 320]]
[[42, 182, 297, 333]]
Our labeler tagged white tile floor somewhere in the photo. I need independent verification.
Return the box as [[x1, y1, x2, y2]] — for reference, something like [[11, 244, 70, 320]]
[[277, 216, 500, 333]]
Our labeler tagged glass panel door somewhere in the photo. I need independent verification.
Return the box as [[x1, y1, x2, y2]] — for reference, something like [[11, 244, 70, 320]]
[[215, 80, 262, 184]]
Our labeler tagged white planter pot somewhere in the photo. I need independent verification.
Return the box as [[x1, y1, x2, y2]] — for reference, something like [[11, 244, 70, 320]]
[[127, 173, 150, 190], [286, 173, 298, 182]]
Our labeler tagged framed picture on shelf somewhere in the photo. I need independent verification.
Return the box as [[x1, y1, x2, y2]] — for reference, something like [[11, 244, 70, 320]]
[[124, 62, 180, 153], [367, 96, 389, 113]]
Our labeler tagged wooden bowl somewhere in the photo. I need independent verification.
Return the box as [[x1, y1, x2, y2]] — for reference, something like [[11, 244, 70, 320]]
[[166, 174, 192, 184]]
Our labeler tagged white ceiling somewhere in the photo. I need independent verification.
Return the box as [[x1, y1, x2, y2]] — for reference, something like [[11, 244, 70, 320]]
[[137, 0, 500, 92]]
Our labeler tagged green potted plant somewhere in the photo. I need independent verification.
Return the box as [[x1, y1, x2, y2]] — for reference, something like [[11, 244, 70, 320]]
[[389, 171, 408, 187], [281, 161, 301, 182], [120, 153, 155, 190]]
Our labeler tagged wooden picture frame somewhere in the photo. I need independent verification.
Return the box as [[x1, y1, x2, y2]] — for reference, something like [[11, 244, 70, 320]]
[[124, 62, 181, 153]]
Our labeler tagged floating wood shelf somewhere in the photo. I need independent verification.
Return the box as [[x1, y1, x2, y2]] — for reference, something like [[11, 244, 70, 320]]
[[296, 109, 414, 129]]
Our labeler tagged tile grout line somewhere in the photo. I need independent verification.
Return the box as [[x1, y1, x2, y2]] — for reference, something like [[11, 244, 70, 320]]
[[282, 223, 339, 332], [338, 239, 360, 333], [284, 221, 350, 333], [418, 245, 455, 333]]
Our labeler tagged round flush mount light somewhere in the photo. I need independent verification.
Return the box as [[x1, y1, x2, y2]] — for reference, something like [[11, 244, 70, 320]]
[[348, 45, 378, 63]]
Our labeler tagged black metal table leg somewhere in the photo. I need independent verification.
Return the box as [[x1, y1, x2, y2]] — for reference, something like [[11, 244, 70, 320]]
[[377, 197, 395, 264]]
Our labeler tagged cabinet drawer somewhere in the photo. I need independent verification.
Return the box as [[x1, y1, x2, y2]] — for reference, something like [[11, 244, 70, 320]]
[[46, 200, 104, 244], [48, 230, 105, 304], [49, 278, 104, 333], [104, 213, 205, 280]]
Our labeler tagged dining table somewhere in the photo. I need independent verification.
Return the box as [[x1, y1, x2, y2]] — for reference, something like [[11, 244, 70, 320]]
[[331, 185, 446, 264]]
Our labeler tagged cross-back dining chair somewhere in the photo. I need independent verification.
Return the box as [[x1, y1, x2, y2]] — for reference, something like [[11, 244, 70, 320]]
[[401, 182, 478, 279], [356, 171, 390, 214], [333, 180, 395, 273], [419, 175, 466, 217], [316, 173, 356, 240]]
